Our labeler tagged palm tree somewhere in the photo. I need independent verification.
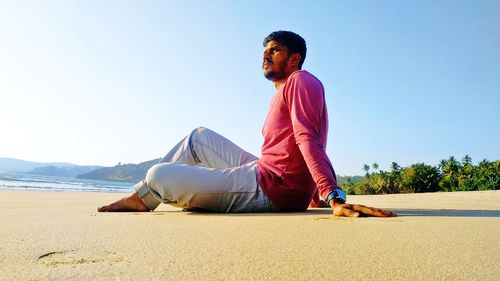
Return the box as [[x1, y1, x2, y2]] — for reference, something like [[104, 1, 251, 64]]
[[372, 163, 379, 172], [387, 162, 402, 193], [439, 156, 460, 191], [391, 162, 401, 173], [363, 164, 370, 177], [462, 154, 472, 166]]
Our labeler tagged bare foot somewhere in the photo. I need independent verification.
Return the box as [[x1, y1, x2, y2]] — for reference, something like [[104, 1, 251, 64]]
[[97, 192, 150, 212]]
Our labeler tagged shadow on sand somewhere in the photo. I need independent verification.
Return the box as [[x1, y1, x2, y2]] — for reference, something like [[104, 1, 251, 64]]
[[389, 209, 500, 218], [178, 208, 500, 218], [121, 208, 500, 218]]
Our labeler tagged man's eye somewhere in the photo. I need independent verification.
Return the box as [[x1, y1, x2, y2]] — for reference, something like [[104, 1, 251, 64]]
[[264, 48, 279, 55]]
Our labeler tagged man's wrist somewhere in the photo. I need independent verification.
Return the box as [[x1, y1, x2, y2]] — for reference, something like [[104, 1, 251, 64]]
[[326, 188, 347, 206], [329, 198, 345, 208]]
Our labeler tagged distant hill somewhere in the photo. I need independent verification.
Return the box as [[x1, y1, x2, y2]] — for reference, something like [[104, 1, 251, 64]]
[[27, 165, 102, 178], [337, 175, 364, 185], [77, 159, 161, 183], [1, 156, 161, 182], [0, 157, 85, 173]]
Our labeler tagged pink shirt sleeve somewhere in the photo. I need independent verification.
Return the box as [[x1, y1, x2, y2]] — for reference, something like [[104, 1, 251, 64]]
[[284, 72, 338, 201]]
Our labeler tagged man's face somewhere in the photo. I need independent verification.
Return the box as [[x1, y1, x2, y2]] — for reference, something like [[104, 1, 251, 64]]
[[262, 40, 291, 81]]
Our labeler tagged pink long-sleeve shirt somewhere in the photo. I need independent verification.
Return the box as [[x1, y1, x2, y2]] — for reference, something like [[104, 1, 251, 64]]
[[258, 70, 338, 210]]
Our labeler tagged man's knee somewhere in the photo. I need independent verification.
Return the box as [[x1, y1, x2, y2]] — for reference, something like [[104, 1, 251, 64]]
[[190, 126, 210, 141], [188, 127, 216, 155], [145, 163, 171, 190]]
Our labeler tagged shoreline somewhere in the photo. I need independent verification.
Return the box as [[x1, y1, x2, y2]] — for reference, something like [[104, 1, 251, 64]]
[[1, 190, 499, 280]]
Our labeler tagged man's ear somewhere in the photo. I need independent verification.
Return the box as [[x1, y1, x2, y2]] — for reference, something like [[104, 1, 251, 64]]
[[288, 53, 301, 68]]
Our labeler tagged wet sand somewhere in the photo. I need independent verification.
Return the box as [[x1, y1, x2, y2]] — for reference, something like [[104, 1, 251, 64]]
[[1, 190, 499, 280]]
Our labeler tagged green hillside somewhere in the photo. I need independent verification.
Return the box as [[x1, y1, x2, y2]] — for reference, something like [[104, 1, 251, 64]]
[[77, 159, 161, 182], [28, 165, 102, 177]]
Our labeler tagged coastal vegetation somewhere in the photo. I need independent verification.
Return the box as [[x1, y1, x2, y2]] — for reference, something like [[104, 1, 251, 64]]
[[340, 155, 500, 195]]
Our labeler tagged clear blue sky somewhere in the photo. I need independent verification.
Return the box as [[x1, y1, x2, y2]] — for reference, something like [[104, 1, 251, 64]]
[[1, 1, 499, 175]]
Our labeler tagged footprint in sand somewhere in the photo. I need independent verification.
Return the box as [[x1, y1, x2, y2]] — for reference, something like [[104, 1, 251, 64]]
[[38, 250, 124, 267]]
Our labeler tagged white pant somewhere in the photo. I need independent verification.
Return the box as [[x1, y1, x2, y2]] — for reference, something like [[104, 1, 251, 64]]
[[134, 127, 280, 213]]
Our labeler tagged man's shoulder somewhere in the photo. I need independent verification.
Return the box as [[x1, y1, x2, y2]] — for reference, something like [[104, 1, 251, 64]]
[[288, 70, 323, 86]]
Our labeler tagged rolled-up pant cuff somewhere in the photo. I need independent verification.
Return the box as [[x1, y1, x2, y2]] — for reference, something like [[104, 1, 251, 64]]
[[133, 180, 161, 211]]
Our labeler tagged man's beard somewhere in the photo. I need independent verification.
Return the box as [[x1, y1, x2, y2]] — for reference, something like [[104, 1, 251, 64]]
[[263, 60, 288, 81], [264, 70, 286, 81]]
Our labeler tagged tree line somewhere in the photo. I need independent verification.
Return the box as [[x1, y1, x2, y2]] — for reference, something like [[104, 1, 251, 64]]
[[340, 155, 500, 195]]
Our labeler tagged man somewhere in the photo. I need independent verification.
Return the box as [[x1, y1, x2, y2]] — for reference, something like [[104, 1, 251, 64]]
[[98, 31, 396, 218]]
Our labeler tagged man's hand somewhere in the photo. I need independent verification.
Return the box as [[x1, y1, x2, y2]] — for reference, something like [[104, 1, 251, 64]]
[[330, 199, 397, 218], [309, 199, 329, 208]]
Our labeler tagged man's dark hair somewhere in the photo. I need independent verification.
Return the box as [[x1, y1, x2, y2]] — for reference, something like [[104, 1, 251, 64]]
[[263, 31, 307, 69]]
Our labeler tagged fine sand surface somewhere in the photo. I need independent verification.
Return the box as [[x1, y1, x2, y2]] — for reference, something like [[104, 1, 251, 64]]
[[1, 190, 499, 280]]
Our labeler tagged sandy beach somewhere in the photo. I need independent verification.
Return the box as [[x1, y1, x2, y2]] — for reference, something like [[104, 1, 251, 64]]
[[1, 190, 499, 280]]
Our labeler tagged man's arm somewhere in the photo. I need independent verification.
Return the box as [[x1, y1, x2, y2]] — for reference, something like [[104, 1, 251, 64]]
[[285, 72, 396, 217], [284, 72, 338, 203]]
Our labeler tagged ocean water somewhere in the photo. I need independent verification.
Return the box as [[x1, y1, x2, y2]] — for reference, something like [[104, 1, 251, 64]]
[[0, 172, 134, 192]]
